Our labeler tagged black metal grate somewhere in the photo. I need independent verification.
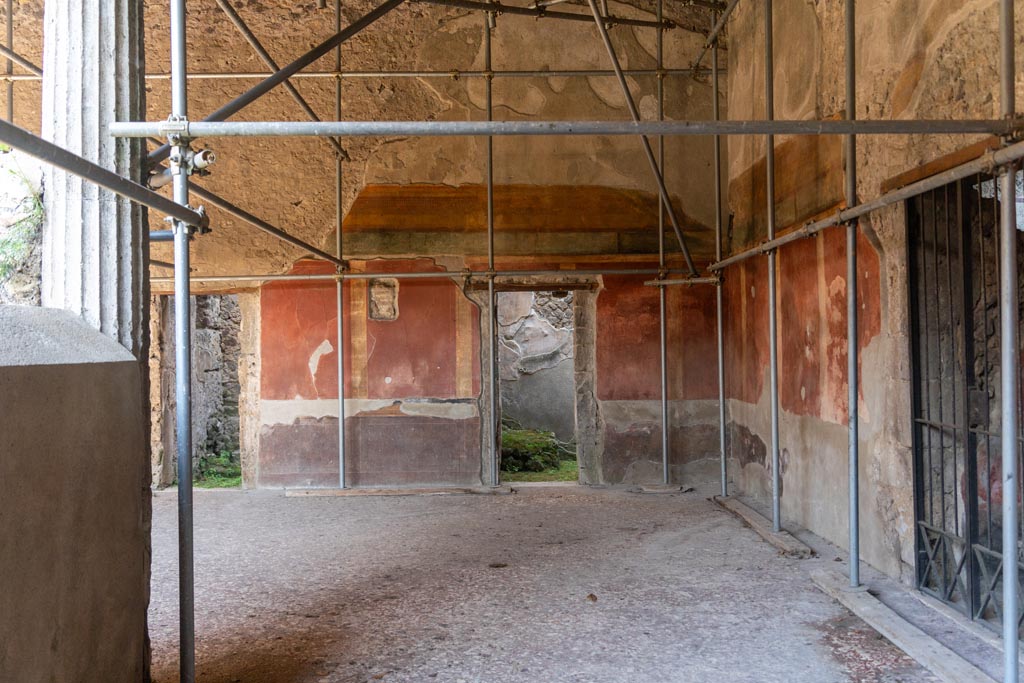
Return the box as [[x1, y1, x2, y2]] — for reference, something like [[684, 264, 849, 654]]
[[907, 170, 1024, 629]]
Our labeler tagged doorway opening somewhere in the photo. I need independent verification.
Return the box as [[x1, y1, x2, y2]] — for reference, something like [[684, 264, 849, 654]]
[[151, 294, 244, 489], [496, 289, 579, 483], [906, 169, 1024, 630]]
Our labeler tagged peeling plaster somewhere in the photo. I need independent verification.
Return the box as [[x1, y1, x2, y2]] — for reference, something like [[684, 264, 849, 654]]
[[261, 398, 479, 426]]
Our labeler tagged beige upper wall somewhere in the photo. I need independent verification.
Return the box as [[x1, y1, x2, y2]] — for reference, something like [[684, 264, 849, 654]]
[[148, 1, 724, 279], [727, 0, 1023, 244], [6, 1, 726, 281], [5, 0, 728, 281]]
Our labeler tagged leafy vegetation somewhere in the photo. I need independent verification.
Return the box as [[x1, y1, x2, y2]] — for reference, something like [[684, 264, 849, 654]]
[[500, 419, 577, 482], [0, 168, 42, 281], [501, 459, 578, 483], [194, 451, 242, 489]]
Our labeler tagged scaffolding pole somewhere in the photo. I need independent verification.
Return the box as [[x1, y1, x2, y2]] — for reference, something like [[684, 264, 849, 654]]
[[690, 0, 740, 72], [147, 0, 406, 165], [999, 0, 1018, 680], [152, 268, 706, 286], [584, 0, 697, 275], [712, 10, 727, 498], [188, 182, 344, 266], [0, 43, 40, 77], [845, 0, 860, 590], [415, 0, 674, 30], [657, 0, 670, 485], [213, 0, 347, 160], [0, 120, 206, 227], [485, 12, 499, 487], [765, 0, 782, 533], [169, 1, 196, 680], [115, 118, 1018, 140], [335, 0, 347, 490], [2, 66, 725, 82]]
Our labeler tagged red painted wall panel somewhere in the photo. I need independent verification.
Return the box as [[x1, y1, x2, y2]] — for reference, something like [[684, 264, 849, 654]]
[[724, 227, 882, 425], [597, 274, 662, 400], [596, 273, 718, 401], [723, 256, 770, 405], [261, 261, 343, 400], [362, 259, 460, 399], [261, 259, 479, 401], [672, 285, 719, 400], [778, 235, 824, 416]]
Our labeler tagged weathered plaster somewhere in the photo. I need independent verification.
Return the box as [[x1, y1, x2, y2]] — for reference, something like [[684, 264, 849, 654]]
[[724, 0, 1024, 585]]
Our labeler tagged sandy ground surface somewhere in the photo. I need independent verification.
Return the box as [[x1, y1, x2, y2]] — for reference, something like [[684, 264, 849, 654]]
[[149, 484, 937, 683]]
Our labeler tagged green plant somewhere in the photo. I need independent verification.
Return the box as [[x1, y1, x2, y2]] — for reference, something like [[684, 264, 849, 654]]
[[502, 459, 578, 483], [500, 426, 576, 473], [0, 173, 42, 281], [194, 450, 242, 488]]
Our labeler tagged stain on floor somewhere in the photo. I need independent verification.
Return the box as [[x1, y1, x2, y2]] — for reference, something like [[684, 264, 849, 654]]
[[149, 486, 937, 683]]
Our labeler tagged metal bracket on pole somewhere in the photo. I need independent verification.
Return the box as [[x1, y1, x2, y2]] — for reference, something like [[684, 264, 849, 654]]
[[161, 115, 191, 141]]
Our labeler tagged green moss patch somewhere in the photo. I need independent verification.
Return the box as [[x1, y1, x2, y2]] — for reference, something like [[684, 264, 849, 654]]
[[500, 422, 577, 482], [194, 451, 242, 489]]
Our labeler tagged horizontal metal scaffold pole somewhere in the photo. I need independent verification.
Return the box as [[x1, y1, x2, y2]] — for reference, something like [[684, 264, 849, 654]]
[[1, 68, 726, 82], [0, 118, 207, 228], [414, 0, 674, 29], [151, 267, 696, 285], [710, 136, 1024, 271], [645, 277, 720, 286], [113, 118, 1018, 139]]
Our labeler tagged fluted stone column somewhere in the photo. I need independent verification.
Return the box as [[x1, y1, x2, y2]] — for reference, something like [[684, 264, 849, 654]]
[[41, 0, 146, 356]]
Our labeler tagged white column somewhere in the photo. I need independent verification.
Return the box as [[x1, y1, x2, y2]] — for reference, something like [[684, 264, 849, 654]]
[[40, 0, 146, 356]]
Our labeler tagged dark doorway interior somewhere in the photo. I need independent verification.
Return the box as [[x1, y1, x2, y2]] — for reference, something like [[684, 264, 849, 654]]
[[907, 170, 1024, 630]]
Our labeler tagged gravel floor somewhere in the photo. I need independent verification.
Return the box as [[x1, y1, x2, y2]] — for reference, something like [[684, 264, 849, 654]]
[[149, 485, 936, 683]]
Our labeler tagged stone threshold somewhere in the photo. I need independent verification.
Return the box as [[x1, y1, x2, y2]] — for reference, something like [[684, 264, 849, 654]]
[[713, 495, 815, 558], [812, 569, 994, 683], [284, 485, 515, 498]]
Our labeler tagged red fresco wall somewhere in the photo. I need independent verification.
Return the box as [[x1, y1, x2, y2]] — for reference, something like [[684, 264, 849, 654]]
[[723, 255, 770, 405], [258, 257, 722, 487], [361, 259, 471, 400], [261, 259, 479, 401], [261, 260, 346, 400], [723, 228, 882, 424], [596, 273, 718, 401]]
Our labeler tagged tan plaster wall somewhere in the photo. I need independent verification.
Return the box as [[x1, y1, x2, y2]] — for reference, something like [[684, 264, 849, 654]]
[[5, 1, 724, 285]]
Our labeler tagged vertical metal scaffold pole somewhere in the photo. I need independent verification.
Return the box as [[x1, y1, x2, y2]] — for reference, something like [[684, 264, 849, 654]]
[[765, 0, 782, 532], [169, 0, 196, 681], [657, 0, 670, 486], [845, 0, 860, 589], [485, 12, 498, 487], [713, 11, 727, 498], [5, 0, 12, 121], [335, 0, 347, 489], [999, 1, 1018, 680]]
